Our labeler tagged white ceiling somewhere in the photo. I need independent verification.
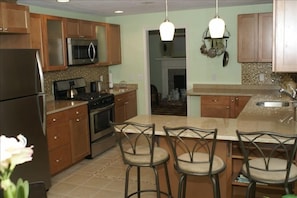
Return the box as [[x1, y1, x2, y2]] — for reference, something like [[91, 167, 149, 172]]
[[18, 0, 272, 17]]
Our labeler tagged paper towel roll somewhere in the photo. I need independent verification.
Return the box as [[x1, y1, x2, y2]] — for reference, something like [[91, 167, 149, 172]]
[[109, 73, 113, 82], [109, 73, 113, 89]]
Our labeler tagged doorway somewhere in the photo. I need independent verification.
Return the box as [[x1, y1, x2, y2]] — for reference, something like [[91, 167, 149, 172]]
[[148, 28, 187, 116]]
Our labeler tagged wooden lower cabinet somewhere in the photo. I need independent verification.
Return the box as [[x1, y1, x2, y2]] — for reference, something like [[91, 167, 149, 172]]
[[201, 95, 250, 118], [114, 91, 137, 122], [47, 104, 90, 175]]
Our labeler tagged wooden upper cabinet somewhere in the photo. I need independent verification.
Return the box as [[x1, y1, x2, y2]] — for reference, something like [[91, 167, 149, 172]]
[[237, 13, 272, 63], [30, 13, 45, 69], [42, 15, 67, 71], [94, 22, 121, 66], [66, 18, 94, 38], [108, 24, 121, 65], [0, 2, 30, 33], [273, 0, 297, 72]]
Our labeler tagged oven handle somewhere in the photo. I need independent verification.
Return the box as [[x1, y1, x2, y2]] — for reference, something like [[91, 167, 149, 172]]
[[89, 103, 114, 115]]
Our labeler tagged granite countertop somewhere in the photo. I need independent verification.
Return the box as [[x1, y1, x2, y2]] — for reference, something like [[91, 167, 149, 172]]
[[127, 84, 297, 143], [46, 100, 88, 114]]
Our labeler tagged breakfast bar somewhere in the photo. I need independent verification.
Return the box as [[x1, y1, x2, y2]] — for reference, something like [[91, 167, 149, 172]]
[[127, 88, 297, 198]]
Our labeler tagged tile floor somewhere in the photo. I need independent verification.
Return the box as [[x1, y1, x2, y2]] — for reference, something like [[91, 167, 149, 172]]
[[47, 145, 163, 198]]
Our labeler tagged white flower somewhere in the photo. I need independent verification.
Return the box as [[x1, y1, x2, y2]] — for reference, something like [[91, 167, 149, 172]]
[[0, 134, 34, 171]]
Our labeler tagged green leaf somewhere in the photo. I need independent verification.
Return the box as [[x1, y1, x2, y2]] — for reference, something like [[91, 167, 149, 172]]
[[15, 178, 29, 198]]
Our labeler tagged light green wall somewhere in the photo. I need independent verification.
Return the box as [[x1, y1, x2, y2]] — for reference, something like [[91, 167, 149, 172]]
[[106, 4, 273, 116]]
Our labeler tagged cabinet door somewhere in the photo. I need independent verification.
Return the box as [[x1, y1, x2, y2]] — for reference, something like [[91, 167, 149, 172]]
[[94, 22, 121, 66], [94, 22, 109, 66], [65, 18, 79, 37], [230, 96, 250, 118], [79, 20, 94, 38], [237, 14, 258, 62], [125, 91, 137, 120], [201, 96, 231, 118], [273, 0, 297, 72], [115, 94, 127, 122], [0, 2, 30, 33], [30, 13, 45, 69], [108, 24, 121, 65], [258, 13, 273, 62], [42, 15, 67, 71], [68, 105, 90, 163]]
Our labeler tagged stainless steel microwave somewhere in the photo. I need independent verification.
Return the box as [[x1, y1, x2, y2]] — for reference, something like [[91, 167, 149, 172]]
[[66, 38, 98, 66]]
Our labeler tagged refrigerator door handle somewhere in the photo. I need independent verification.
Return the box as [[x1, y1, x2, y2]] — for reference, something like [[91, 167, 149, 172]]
[[36, 51, 45, 94], [36, 51, 46, 135]]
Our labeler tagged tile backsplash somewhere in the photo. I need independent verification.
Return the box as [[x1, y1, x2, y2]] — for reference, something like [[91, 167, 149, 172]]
[[241, 63, 297, 86], [44, 66, 109, 96]]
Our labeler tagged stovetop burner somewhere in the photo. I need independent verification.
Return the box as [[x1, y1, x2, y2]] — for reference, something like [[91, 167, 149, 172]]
[[53, 78, 115, 110], [73, 92, 109, 101]]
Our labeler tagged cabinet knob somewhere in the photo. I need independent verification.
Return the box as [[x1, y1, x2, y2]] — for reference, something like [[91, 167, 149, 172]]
[[212, 99, 217, 103], [55, 159, 60, 163], [226, 106, 230, 109], [76, 111, 79, 115], [54, 136, 58, 140], [76, 118, 80, 122], [52, 118, 56, 122]]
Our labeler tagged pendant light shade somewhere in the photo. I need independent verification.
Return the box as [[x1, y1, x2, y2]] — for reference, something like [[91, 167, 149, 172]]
[[209, 0, 225, 38], [159, 0, 175, 41]]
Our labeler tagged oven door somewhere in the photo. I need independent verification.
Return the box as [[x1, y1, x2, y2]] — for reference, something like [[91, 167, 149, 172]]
[[89, 103, 114, 142]]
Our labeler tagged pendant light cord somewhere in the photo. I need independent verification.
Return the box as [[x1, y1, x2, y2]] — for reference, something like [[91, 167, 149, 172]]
[[215, 0, 219, 17], [165, 0, 168, 20]]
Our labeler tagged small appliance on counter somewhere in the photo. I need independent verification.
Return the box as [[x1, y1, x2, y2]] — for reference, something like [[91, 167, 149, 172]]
[[90, 81, 102, 93], [53, 77, 116, 158]]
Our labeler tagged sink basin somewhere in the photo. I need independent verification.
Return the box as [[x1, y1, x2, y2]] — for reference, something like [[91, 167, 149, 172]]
[[256, 101, 290, 107]]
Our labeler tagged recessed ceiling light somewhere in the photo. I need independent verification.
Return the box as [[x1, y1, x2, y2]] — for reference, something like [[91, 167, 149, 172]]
[[57, 0, 70, 2], [114, 10, 124, 14]]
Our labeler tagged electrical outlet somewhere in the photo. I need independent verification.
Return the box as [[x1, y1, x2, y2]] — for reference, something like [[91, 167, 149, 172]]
[[259, 73, 265, 82]]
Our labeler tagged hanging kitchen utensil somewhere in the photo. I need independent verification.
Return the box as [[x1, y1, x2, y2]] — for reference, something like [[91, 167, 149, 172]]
[[216, 39, 225, 56], [223, 39, 229, 67], [223, 50, 229, 67], [200, 40, 208, 55], [207, 40, 216, 58]]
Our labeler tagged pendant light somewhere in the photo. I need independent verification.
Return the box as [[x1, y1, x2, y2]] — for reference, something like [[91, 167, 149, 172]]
[[159, 0, 175, 41], [208, 0, 225, 38]]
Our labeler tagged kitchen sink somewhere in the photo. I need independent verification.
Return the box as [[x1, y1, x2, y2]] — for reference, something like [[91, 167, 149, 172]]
[[256, 101, 290, 107]]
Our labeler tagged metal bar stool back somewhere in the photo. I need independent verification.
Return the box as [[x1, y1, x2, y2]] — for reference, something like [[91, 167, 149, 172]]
[[163, 126, 226, 198], [112, 122, 172, 198], [236, 130, 297, 198]]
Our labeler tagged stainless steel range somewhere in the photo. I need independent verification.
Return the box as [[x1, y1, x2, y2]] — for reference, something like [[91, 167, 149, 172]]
[[53, 77, 116, 158]]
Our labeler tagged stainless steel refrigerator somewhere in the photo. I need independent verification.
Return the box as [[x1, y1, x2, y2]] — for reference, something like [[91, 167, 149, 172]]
[[0, 49, 51, 189]]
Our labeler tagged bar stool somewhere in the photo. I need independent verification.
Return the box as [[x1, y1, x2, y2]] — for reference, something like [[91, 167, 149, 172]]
[[163, 126, 226, 198], [236, 130, 297, 198], [111, 122, 172, 198]]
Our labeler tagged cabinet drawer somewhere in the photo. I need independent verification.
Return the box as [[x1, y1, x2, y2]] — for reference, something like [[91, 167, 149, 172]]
[[48, 144, 72, 175], [47, 111, 67, 127], [47, 126, 70, 150], [67, 105, 88, 119], [201, 96, 230, 105]]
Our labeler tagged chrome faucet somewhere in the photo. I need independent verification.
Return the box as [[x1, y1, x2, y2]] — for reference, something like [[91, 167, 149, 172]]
[[279, 87, 297, 100]]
